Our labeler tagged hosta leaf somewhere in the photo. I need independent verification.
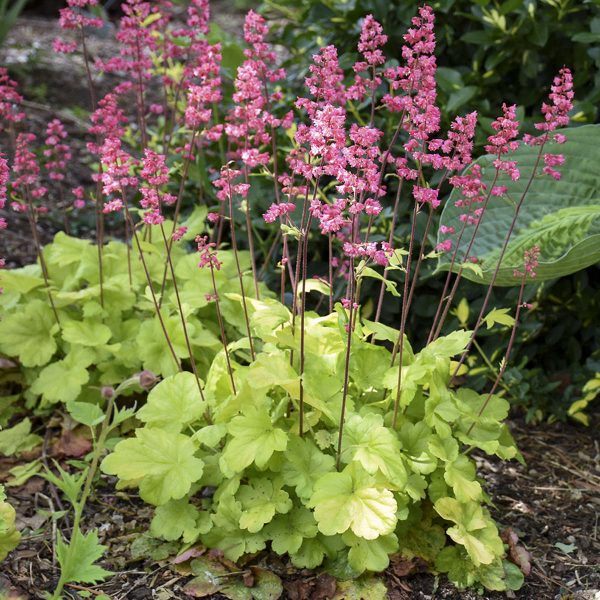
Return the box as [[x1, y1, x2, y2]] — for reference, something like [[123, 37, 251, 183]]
[[237, 478, 292, 533], [438, 124, 600, 284], [101, 428, 204, 505], [281, 436, 335, 500], [309, 465, 397, 540], [137, 372, 207, 432], [219, 407, 287, 477], [0, 300, 58, 367], [55, 528, 110, 585]]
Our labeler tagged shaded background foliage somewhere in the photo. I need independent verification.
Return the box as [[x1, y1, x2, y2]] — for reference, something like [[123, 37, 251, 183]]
[[258, 0, 600, 421]]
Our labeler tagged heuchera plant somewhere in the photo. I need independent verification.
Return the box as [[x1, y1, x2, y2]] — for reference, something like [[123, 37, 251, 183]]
[[0, 0, 576, 593]]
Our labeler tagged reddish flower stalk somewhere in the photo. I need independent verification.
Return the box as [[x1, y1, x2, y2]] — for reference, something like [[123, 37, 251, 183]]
[[466, 246, 540, 436], [197, 239, 237, 394], [215, 167, 256, 361], [453, 68, 572, 376]]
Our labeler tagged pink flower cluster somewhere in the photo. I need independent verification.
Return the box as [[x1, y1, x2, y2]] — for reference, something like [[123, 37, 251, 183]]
[[213, 168, 250, 202], [343, 241, 392, 266], [44, 119, 71, 181], [524, 68, 574, 181], [59, 0, 103, 30], [484, 103, 521, 181], [263, 202, 296, 223], [12, 133, 47, 202], [0, 68, 25, 129], [347, 15, 387, 101], [196, 234, 221, 270], [98, 138, 138, 209], [514, 245, 541, 279], [185, 45, 223, 132], [138, 150, 176, 225]]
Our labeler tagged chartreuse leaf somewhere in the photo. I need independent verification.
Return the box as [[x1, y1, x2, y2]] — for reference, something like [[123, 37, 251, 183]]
[[30, 348, 94, 404], [0, 299, 58, 367], [290, 534, 344, 569], [55, 528, 110, 585], [454, 388, 510, 454], [434, 497, 504, 566], [42, 462, 86, 507], [219, 407, 288, 477], [62, 319, 112, 346], [137, 372, 207, 432], [66, 400, 104, 427], [265, 508, 318, 556], [136, 313, 193, 377], [203, 495, 267, 560], [482, 308, 515, 330], [309, 464, 397, 540], [0, 419, 42, 456], [151, 498, 211, 543], [343, 530, 399, 573], [438, 124, 600, 284], [281, 436, 335, 501], [0, 266, 44, 296], [340, 413, 407, 485], [436, 547, 523, 592], [421, 330, 471, 361], [237, 477, 292, 533], [444, 455, 483, 502], [0, 485, 20, 560], [398, 422, 437, 475], [101, 428, 204, 505], [332, 576, 388, 600]]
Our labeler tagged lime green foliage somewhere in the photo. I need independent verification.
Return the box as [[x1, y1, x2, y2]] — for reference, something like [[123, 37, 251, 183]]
[[438, 125, 600, 285], [102, 297, 522, 591], [0, 226, 263, 408], [0, 484, 20, 561]]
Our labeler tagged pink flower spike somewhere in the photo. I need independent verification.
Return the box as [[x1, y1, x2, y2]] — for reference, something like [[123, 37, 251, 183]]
[[53, 37, 77, 53], [196, 234, 222, 270], [535, 67, 574, 132], [412, 185, 440, 209], [436, 239, 452, 252], [172, 226, 188, 242], [0, 68, 25, 129]]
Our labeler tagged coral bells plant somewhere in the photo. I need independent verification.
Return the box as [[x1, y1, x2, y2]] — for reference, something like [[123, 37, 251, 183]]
[[0, 0, 589, 594]]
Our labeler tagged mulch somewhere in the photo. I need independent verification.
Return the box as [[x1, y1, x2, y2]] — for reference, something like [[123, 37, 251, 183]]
[[1, 417, 598, 600]]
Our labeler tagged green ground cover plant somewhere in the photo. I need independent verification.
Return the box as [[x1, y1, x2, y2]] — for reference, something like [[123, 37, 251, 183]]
[[0, 0, 597, 597]]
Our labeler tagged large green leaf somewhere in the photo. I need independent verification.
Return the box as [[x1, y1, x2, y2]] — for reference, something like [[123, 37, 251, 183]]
[[437, 124, 600, 285]]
